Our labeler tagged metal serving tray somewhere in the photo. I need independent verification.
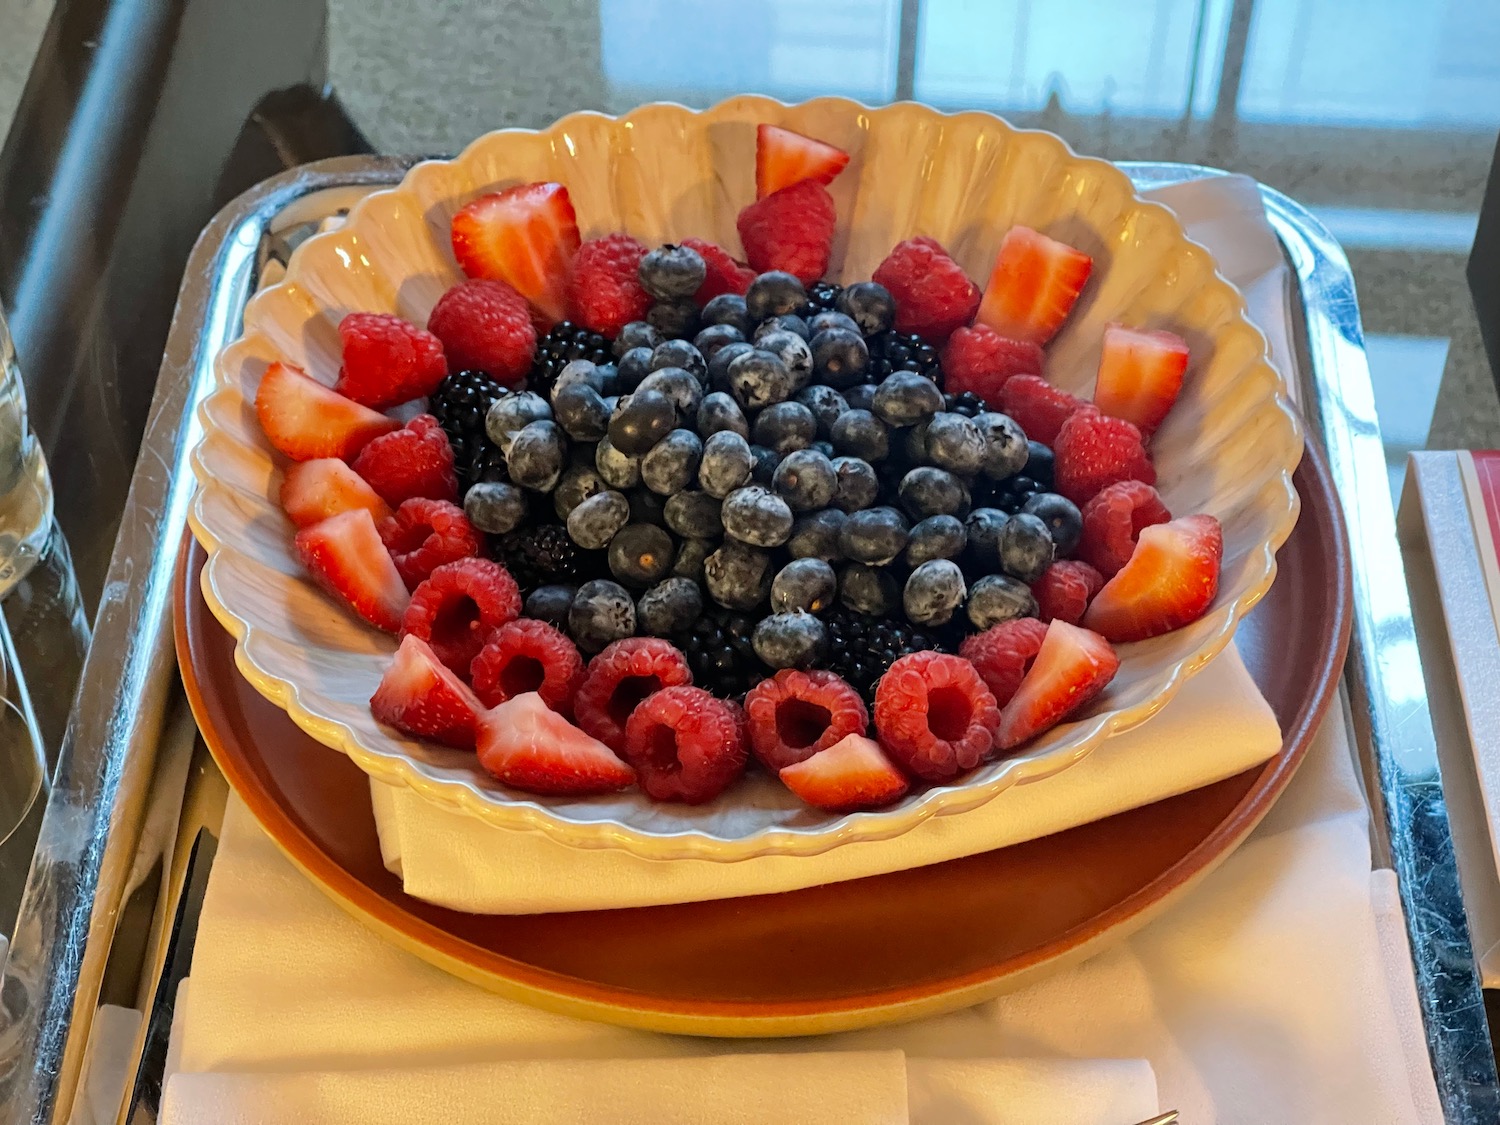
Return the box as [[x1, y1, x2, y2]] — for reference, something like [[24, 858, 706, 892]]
[[0, 156, 1494, 1124]]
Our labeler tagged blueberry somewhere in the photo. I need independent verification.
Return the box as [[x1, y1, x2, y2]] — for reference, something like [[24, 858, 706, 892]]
[[525, 584, 577, 629], [745, 270, 806, 321], [830, 408, 890, 461], [787, 509, 848, 563], [552, 464, 607, 520], [486, 391, 551, 450], [629, 487, 669, 528], [772, 449, 838, 512], [635, 367, 703, 419], [551, 358, 604, 398], [663, 490, 723, 538], [721, 484, 794, 547], [1020, 492, 1083, 556], [752, 611, 827, 669], [647, 298, 699, 339], [843, 383, 878, 412], [608, 523, 675, 587], [698, 430, 755, 498], [608, 389, 677, 456], [904, 560, 966, 627], [672, 537, 713, 582], [840, 562, 899, 616], [995, 475, 1043, 515], [696, 391, 750, 440], [771, 558, 838, 614], [753, 401, 817, 456], [650, 338, 707, 380], [638, 243, 707, 301], [872, 371, 944, 427], [507, 420, 568, 491], [964, 508, 1010, 571], [924, 412, 986, 477], [974, 413, 1030, 479], [641, 429, 703, 495], [754, 313, 811, 341], [904, 513, 967, 567], [836, 281, 896, 335], [967, 574, 1039, 629], [754, 329, 814, 392], [728, 348, 795, 409], [552, 381, 611, 442], [899, 466, 970, 519], [998, 512, 1055, 582], [839, 506, 910, 565], [795, 385, 849, 438], [704, 541, 774, 610], [593, 363, 622, 397], [808, 310, 861, 337], [904, 418, 933, 464], [692, 323, 745, 362], [463, 481, 527, 534], [812, 439, 837, 459], [830, 456, 879, 512], [810, 328, 870, 388], [700, 293, 753, 335], [613, 320, 663, 357], [1024, 440, 1055, 488], [616, 346, 654, 388], [568, 579, 637, 653], [595, 434, 643, 488], [566, 489, 631, 549], [707, 340, 754, 394], [637, 577, 704, 636], [748, 443, 780, 485]]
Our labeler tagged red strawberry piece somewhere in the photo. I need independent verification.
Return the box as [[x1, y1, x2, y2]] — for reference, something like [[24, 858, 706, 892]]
[[1052, 405, 1156, 505], [743, 668, 868, 772], [476, 691, 635, 796], [958, 618, 1050, 708], [566, 233, 652, 337], [470, 618, 585, 713], [572, 637, 693, 753], [254, 361, 398, 462], [682, 237, 756, 304], [779, 733, 910, 813], [351, 414, 458, 506], [333, 312, 448, 410], [294, 508, 410, 633], [1093, 324, 1189, 438], [939, 325, 1044, 402], [873, 650, 1001, 782], [755, 124, 851, 199], [1082, 514, 1223, 643], [996, 374, 1083, 446], [975, 225, 1092, 346], [1077, 480, 1173, 578], [426, 278, 537, 386], [1030, 560, 1105, 625], [400, 556, 522, 674], [872, 236, 981, 343], [378, 497, 484, 590], [370, 634, 485, 749], [735, 179, 836, 285], [450, 182, 581, 328], [279, 458, 393, 529], [995, 619, 1119, 750], [621, 685, 748, 803]]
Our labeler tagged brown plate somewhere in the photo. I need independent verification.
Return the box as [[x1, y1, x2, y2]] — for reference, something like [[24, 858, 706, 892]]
[[175, 443, 1350, 1037]]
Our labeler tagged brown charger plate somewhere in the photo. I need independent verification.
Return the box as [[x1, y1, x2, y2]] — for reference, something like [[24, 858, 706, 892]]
[[175, 443, 1350, 1037]]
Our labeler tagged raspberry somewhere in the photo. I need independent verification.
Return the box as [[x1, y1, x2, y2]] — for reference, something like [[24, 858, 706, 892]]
[[743, 669, 869, 773], [351, 414, 459, 506], [573, 637, 693, 752], [333, 312, 448, 410], [682, 237, 755, 304], [1030, 560, 1104, 625], [940, 325, 1043, 401], [566, 233, 652, 337], [871, 237, 981, 343], [959, 618, 1049, 708], [622, 685, 748, 803], [1078, 480, 1173, 577], [378, 498, 484, 590], [873, 651, 1001, 782], [1052, 405, 1156, 505], [400, 557, 522, 674], [427, 279, 537, 386], [736, 179, 836, 284], [470, 618, 585, 713], [997, 374, 1083, 445]]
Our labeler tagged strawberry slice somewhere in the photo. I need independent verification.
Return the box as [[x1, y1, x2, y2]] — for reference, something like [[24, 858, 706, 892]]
[[994, 620, 1119, 751], [293, 508, 410, 632], [1093, 324, 1189, 437], [450, 182, 581, 328], [370, 634, 484, 749], [779, 733, 909, 812], [476, 691, 636, 796], [1082, 514, 1223, 642], [975, 226, 1092, 346], [254, 361, 398, 462], [755, 124, 851, 199], [280, 458, 393, 528]]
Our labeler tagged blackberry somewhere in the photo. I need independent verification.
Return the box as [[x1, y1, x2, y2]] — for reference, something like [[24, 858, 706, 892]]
[[820, 607, 945, 703], [428, 370, 508, 491], [677, 607, 769, 699], [943, 390, 990, 418], [866, 331, 941, 384], [494, 524, 602, 593], [804, 280, 843, 313], [529, 321, 612, 400]]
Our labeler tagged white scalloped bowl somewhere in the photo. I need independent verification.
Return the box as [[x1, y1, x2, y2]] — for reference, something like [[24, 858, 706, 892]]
[[189, 96, 1302, 862]]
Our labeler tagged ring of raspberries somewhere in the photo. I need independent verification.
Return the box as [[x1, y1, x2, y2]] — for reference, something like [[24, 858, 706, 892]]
[[255, 121, 1223, 810]]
